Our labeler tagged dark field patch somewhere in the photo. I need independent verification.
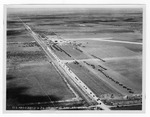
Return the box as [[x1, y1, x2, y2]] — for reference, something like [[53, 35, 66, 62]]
[[6, 86, 61, 110], [6, 74, 16, 80], [7, 87, 61, 103], [110, 105, 142, 110], [7, 51, 47, 62], [7, 30, 25, 36], [7, 61, 75, 107]]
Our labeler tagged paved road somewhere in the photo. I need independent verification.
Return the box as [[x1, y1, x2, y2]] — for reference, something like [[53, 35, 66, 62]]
[[104, 56, 142, 61]]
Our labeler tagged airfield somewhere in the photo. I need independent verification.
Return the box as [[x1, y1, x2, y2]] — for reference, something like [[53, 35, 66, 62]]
[[6, 8, 142, 110]]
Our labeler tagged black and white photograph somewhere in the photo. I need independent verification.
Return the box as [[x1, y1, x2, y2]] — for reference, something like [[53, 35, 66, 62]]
[[5, 5, 144, 111]]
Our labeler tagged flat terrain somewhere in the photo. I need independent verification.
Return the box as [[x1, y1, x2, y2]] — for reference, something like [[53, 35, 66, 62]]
[[7, 61, 75, 105], [104, 57, 142, 93], [80, 59, 142, 95], [74, 39, 142, 94], [7, 44, 76, 108], [7, 8, 143, 110], [51, 44, 89, 60], [75, 40, 141, 58], [7, 28, 77, 109], [67, 61, 122, 98]]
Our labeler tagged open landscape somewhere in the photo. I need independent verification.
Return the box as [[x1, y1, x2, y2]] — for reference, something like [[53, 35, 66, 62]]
[[6, 6, 143, 110]]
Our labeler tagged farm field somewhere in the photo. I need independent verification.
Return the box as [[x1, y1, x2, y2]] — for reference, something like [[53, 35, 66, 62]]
[[7, 61, 75, 103], [6, 7, 143, 110], [22, 11, 142, 43], [74, 40, 142, 59], [67, 61, 122, 98], [104, 57, 142, 92], [7, 21, 35, 42], [7, 31, 77, 109], [7, 42, 40, 52], [7, 51, 76, 109], [75, 39, 142, 94], [7, 34, 35, 42], [81, 58, 142, 95], [60, 44, 89, 60], [52, 44, 89, 60]]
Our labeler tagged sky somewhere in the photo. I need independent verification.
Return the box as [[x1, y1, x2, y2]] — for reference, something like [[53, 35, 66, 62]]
[[6, 5, 143, 15]]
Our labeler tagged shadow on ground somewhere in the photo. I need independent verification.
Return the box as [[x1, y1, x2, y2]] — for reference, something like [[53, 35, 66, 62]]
[[6, 86, 61, 110], [7, 74, 16, 80]]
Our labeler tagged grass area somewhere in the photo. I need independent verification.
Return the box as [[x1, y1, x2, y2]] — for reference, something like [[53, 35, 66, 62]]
[[6, 32, 76, 108], [81, 59, 142, 95], [7, 61, 75, 107], [7, 51, 47, 63], [83, 46, 138, 59], [110, 105, 142, 110], [104, 57, 142, 93], [7, 9, 143, 110], [74, 39, 142, 94], [7, 18, 35, 42], [76, 40, 141, 59], [7, 43, 40, 52], [77, 40, 142, 52], [67, 62, 121, 97], [7, 34, 35, 42]]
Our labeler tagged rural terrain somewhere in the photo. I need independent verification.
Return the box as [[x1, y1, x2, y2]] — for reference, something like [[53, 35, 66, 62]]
[[6, 8, 143, 110]]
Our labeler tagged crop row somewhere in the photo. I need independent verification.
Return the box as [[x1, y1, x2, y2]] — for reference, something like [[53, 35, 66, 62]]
[[7, 51, 47, 62], [84, 61, 134, 94]]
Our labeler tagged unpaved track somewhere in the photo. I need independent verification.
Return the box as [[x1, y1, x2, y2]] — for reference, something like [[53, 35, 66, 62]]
[[67, 38, 142, 45]]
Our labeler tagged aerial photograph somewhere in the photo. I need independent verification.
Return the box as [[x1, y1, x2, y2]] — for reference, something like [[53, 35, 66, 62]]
[[6, 5, 143, 111]]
